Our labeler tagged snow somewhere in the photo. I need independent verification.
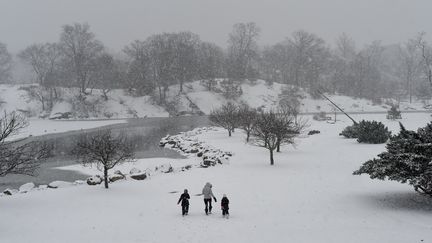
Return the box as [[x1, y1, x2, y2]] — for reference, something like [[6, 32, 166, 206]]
[[2, 82, 431, 119], [18, 182, 35, 193], [7, 119, 127, 140], [1, 113, 432, 242]]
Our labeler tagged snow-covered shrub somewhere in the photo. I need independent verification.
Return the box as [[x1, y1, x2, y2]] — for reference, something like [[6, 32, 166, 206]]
[[220, 79, 243, 100], [313, 112, 329, 121], [386, 105, 402, 120], [354, 122, 432, 196], [340, 124, 359, 138], [356, 120, 391, 144], [87, 175, 103, 186]]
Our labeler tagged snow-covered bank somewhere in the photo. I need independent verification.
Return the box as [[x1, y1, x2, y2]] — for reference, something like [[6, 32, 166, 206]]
[[2, 81, 431, 119], [7, 119, 127, 140], [1, 113, 432, 243]]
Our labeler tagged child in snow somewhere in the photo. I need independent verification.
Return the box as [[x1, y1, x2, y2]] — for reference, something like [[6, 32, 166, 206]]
[[221, 194, 229, 218], [177, 189, 190, 216]]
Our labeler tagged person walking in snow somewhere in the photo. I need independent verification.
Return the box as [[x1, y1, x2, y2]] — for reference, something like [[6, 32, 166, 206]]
[[221, 194, 229, 218], [177, 189, 190, 216], [202, 182, 217, 215]]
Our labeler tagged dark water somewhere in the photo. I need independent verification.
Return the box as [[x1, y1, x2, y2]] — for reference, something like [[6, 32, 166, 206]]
[[0, 116, 209, 191]]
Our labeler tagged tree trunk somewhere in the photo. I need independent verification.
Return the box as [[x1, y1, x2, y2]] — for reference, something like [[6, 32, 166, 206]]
[[269, 149, 274, 165], [276, 138, 281, 152], [104, 167, 109, 189], [228, 129, 231, 137], [246, 131, 250, 142]]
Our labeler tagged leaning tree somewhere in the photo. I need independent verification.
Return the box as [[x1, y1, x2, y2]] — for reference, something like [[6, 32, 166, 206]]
[[73, 130, 135, 189]]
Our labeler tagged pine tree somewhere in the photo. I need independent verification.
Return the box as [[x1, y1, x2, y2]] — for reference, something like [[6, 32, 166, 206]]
[[354, 122, 432, 196]]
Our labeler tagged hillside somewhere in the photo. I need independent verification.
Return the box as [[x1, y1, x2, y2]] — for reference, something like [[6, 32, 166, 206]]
[[1, 80, 430, 119]]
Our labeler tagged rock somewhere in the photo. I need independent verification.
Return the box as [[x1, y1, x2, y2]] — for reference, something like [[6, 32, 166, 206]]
[[38, 185, 48, 190], [202, 159, 217, 167], [48, 181, 73, 189], [73, 180, 85, 185], [109, 173, 125, 182], [130, 173, 147, 180], [87, 176, 103, 186], [181, 165, 193, 171], [114, 170, 125, 176], [197, 152, 203, 157], [130, 168, 141, 174], [158, 164, 173, 173], [19, 182, 35, 193], [308, 130, 321, 135], [190, 149, 199, 153], [3, 188, 18, 196]]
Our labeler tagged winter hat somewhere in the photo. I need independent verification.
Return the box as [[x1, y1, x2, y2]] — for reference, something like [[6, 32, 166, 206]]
[[184, 189, 188, 193]]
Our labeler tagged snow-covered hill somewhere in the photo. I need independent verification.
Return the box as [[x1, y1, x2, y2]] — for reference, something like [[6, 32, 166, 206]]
[[1, 80, 430, 119]]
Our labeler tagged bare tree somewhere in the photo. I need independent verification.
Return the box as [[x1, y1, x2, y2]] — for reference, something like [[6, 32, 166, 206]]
[[209, 102, 239, 137], [92, 52, 122, 100], [0, 42, 12, 84], [415, 32, 432, 91], [172, 31, 200, 93], [227, 22, 260, 80], [19, 43, 62, 110], [59, 23, 105, 96], [198, 42, 225, 91], [289, 30, 330, 92], [123, 40, 154, 96], [0, 112, 50, 177], [73, 130, 135, 189], [237, 104, 258, 142], [252, 110, 304, 165], [398, 39, 421, 103]]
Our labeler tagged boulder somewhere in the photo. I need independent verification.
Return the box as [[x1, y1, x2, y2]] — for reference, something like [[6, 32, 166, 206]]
[[87, 175, 103, 186], [130, 173, 147, 180], [109, 173, 125, 182], [129, 168, 141, 175], [3, 188, 18, 196], [308, 130, 321, 135], [48, 181, 73, 189], [19, 182, 35, 193]]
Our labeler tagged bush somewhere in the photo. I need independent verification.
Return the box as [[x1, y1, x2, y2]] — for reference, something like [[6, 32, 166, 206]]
[[356, 120, 391, 144], [339, 124, 359, 138]]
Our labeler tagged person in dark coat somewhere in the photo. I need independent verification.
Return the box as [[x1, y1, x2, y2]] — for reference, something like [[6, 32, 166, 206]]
[[221, 194, 229, 218], [177, 189, 190, 216]]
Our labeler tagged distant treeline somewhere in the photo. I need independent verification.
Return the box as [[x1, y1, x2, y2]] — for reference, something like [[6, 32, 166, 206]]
[[0, 22, 431, 109]]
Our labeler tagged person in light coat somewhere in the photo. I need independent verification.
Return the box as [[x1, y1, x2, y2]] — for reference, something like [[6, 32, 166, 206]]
[[202, 182, 217, 215]]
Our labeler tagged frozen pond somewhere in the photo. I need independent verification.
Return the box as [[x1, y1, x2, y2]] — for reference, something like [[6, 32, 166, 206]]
[[0, 116, 209, 191]]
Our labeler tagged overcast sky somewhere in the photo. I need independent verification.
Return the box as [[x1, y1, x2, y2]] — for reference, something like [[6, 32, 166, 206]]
[[0, 0, 431, 53]]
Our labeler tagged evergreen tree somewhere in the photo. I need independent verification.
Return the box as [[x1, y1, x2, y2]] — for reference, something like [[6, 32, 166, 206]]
[[354, 122, 432, 196]]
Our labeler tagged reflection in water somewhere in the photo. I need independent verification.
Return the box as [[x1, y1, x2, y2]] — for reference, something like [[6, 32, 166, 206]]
[[0, 116, 209, 191]]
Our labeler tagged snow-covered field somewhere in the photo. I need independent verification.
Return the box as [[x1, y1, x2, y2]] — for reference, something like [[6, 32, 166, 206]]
[[1, 113, 432, 243]]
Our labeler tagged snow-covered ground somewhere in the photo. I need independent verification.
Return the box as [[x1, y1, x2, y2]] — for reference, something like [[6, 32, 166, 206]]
[[7, 119, 126, 140], [1, 113, 432, 243]]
